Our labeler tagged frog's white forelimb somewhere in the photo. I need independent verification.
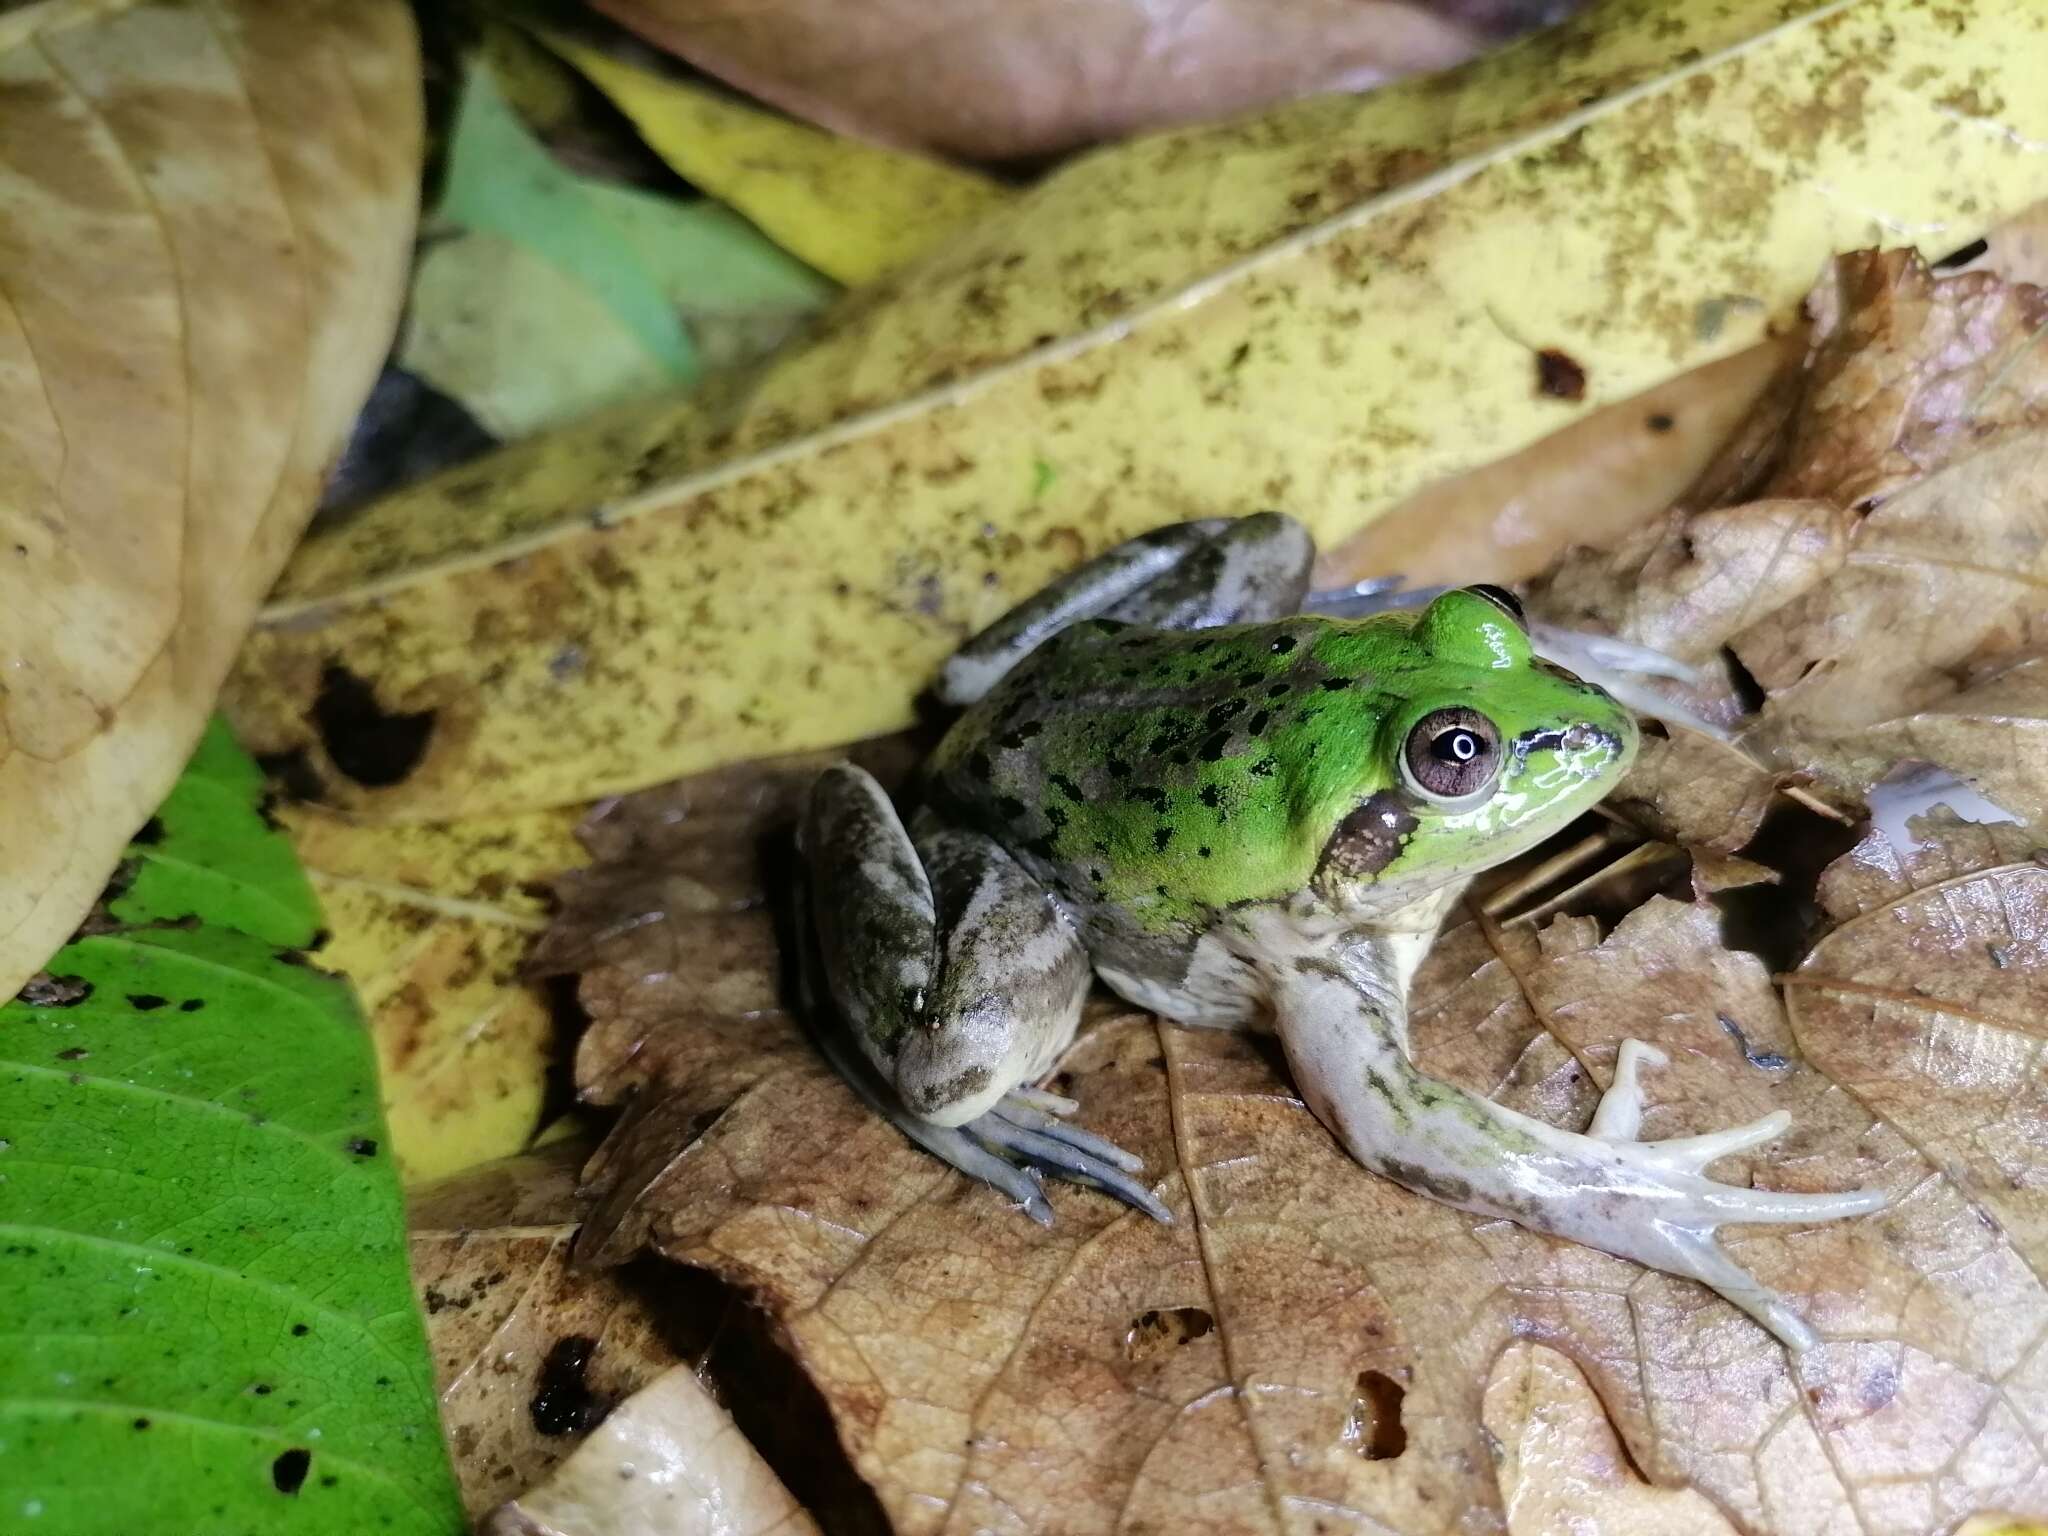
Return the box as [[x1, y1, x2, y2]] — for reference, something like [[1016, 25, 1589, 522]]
[[1253, 918, 1887, 1353]]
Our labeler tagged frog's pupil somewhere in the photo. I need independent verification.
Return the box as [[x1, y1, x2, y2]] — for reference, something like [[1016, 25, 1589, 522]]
[[1436, 730, 1480, 764]]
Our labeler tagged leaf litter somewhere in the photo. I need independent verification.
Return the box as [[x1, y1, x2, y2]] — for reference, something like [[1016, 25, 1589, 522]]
[[525, 252, 2048, 1531]]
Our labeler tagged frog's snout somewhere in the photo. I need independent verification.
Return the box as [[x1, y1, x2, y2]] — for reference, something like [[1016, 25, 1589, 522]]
[[1564, 712, 1637, 775]]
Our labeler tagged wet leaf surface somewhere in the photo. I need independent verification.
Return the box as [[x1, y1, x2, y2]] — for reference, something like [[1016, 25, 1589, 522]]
[[482, 1364, 820, 1536]]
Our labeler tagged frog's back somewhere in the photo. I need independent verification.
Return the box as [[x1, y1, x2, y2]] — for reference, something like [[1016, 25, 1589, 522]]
[[925, 613, 1411, 945]]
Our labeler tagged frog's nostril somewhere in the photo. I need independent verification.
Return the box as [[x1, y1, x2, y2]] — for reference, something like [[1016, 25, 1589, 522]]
[[1561, 723, 1614, 754]]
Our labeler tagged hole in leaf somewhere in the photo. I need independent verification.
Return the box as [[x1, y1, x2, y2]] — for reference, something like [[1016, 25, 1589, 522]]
[[271, 1448, 312, 1494], [312, 663, 435, 787], [530, 1334, 604, 1436], [1124, 1306, 1215, 1362], [1344, 1370, 1408, 1460], [1721, 644, 1767, 716]]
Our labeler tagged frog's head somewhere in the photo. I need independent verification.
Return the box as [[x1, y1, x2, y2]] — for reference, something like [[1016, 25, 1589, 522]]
[[1311, 586, 1637, 906]]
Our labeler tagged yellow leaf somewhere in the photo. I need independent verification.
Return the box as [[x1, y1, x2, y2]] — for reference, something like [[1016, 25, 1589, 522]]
[[547, 34, 1006, 284], [224, 0, 2048, 818], [0, 0, 419, 999], [282, 804, 589, 1182]]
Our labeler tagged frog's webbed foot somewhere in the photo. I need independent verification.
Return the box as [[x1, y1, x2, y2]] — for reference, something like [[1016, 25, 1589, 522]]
[[806, 1011, 1169, 1225], [964, 1090, 1171, 1224], [1571, 1039, 1887, 1352], [1271, 949, 1887, 1354]]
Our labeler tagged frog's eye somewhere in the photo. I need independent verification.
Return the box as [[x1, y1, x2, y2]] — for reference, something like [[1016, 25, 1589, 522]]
[[1463, 584, 1525, 625], [1400, 707, 1503, 804]]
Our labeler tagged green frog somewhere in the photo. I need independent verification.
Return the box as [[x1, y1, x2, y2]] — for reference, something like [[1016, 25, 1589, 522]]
[[798, 513, 1882, 1352]]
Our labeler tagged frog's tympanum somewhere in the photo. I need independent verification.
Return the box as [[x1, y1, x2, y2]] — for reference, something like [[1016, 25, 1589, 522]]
[[799, 513, 1882, 1351]]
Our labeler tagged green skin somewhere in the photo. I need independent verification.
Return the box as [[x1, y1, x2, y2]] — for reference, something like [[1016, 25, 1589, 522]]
[[926, 594, 1627, 955], [800, 515, 1883, 1354]]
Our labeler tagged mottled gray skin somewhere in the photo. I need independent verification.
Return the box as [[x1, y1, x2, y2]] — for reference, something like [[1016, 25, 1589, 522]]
[[799, 513, 1885, 1352]]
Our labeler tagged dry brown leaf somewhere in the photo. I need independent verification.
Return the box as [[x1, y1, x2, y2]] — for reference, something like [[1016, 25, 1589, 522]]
[[0, 0, 419, 999], [410, 1142, 687, 1518], [1601, 732, 1786, 856], [487, 1364, 821, 1536], [590, 0, 1511, 163], [1795, 821, 2048, 1263], [535, 749, 2048, 1531], [1705, 250, 2048, 736], [1756, 654, 2048, 834]]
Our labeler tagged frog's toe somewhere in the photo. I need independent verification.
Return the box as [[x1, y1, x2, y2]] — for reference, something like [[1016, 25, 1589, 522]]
[[901, 1117, 1056, 1226], [968, 1094, 1173, 1223], [988, 1093, 1145, 1172]]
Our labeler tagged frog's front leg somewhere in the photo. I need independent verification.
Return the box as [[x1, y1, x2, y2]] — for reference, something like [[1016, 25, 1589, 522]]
[[936, 510, 1315, 705], [798, 763, 1170, 1224], [1262, 927, 1886, 1353]]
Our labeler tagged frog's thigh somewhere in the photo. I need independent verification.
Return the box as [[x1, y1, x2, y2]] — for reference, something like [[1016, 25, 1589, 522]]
[[902, 818, 1092, 1127], [800, 763, 938, 1085], [937, 511, 1315, 705]]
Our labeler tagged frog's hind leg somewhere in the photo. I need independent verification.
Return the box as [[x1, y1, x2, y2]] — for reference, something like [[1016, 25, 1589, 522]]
[[799, 764, 1169, 1223], [937, 511, 1316, 705]]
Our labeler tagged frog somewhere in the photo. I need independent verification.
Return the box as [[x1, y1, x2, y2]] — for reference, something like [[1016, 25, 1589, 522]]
[[797, 512, 1884, 1352]]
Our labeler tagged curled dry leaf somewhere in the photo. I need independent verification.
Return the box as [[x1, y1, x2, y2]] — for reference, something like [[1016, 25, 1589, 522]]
[[1759, 655, 2048, 837], [1531, 244, 2048, 853], [410, 1142, 686, 1518], [486, 1366, 820, 1536], [223, 0, 2048, 820], [0, 0, 419, 1000], [591, 0, 1498, 162], [534, 751, 2048, 1532]]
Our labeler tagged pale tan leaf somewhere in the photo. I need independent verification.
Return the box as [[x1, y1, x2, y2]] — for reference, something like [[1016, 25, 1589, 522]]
[[1319, 337, 1798, 591], [0, 0, 418, 997], [486, 1366, 820, 1536], [1482, 1342, 1739, 1536]]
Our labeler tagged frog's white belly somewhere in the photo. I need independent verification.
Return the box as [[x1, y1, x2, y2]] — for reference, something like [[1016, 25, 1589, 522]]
[[1095, 929, 1267, 1029], [1091, 884, 1462, 1033]]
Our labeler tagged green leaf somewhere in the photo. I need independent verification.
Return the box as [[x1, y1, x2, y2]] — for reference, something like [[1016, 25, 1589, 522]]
[[438, 62, 696, 378], [404, 59, 834, 439], [0, 720, 462, 1533]]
